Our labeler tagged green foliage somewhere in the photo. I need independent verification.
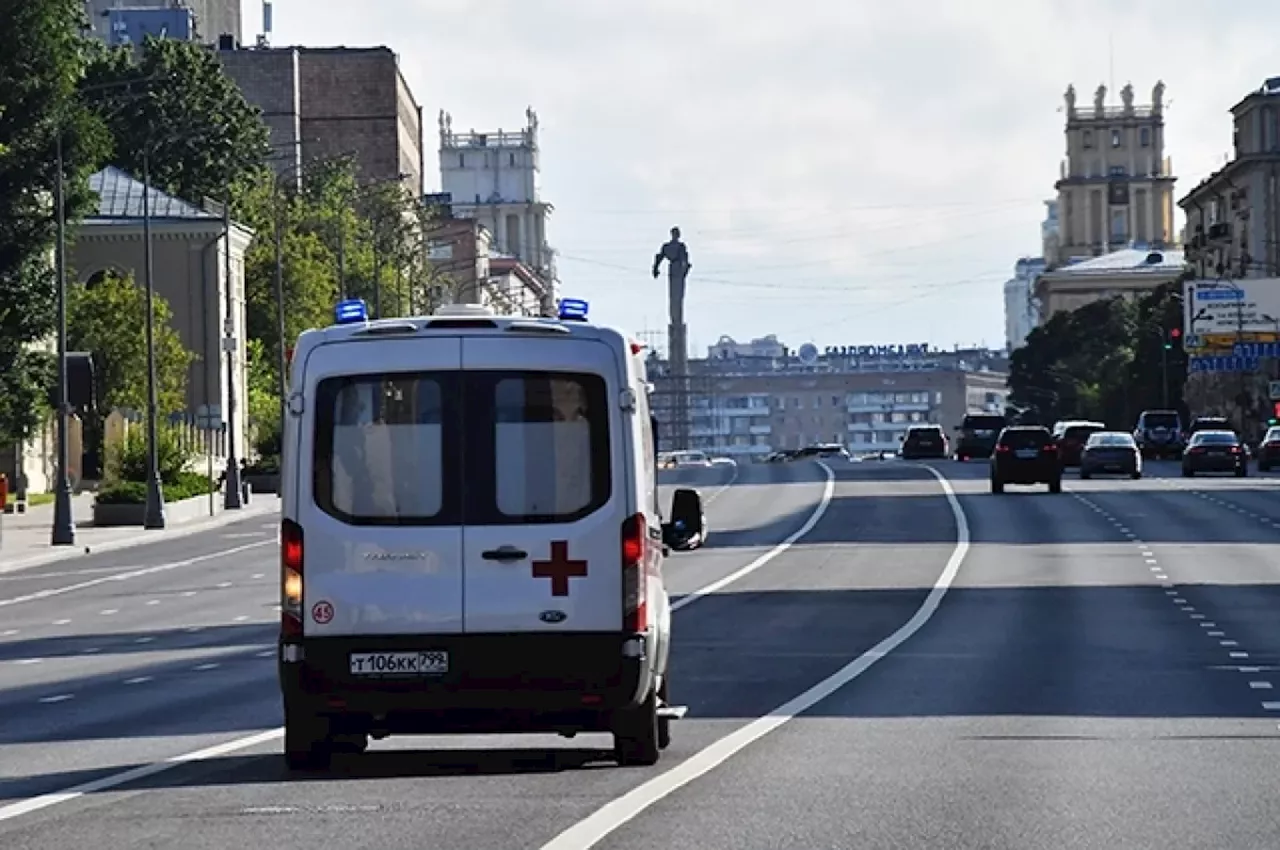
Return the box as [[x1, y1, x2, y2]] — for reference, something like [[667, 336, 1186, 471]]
[[0, 0, 111, 448], [95, 471, 214, 504], [67, 272, 195, 416], [1009, 278, 1190, 427], [106, 422, 193, 484], [245, 337, 281, 450], [82, 37, 269, 203]]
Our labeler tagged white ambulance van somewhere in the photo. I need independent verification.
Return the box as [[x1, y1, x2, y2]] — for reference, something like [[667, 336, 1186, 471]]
[[277, 298, 702, 770]]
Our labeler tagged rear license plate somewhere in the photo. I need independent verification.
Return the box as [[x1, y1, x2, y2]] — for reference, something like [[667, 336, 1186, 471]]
[[350, 651, 449, 676], [1015, 449, 1039, 459]]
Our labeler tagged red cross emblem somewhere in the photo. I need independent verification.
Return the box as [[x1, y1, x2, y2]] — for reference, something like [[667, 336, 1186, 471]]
[[532, 541, 588, 597]]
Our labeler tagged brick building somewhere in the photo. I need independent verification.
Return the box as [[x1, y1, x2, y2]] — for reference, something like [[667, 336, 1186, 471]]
[[218, 46, 426, 195]]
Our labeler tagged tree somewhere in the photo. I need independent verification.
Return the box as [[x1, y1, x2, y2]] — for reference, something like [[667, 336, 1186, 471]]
[[66, 273, 195, 417], [81, 37, 269, 204], [0, 0, 110, 449]]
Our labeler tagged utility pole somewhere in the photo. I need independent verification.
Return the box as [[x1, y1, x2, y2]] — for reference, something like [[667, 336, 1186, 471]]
[[142, 149, 166, 529], [51, 132, 75, 546], [223, 199, 243, 509]]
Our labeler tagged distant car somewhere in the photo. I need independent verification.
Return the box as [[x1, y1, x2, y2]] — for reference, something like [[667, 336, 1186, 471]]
[[1079, 431, 1141, 479], [1134, 409, 1184, 459], [794, 444, 850, 460], [1182, 430, 1247, 477], [669, 450, 713, 468], [991, 426, 1063, 493], [1189, 415, 1232, 436], [900, 424, 948, 459], [954, 413, 1007, 461], [1257, 426, 1280, 471], [1052, 420, 1106, 467]]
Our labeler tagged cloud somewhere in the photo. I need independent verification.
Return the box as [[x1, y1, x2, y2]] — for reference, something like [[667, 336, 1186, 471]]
[[268, 0, 1280, 348]]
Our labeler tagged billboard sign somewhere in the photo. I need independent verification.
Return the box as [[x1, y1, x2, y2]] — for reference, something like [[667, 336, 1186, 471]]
[[1183, 278, 1280, 337]]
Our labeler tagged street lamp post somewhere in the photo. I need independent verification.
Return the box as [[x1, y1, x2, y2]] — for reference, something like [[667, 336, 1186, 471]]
[[50, 133, 75, 546], [141, 149, 166, 529], [222, 200, 243, 510]]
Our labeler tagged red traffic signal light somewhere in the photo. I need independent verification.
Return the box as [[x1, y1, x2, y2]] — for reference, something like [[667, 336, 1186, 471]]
[[1170, 328, 1182, 339]]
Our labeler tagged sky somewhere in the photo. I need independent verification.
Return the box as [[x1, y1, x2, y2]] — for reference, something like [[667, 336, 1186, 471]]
[[262, 0, 1280, 355]]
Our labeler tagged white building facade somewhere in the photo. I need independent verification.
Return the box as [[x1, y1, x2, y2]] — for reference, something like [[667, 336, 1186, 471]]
[[1004, 257, 1046, 351]]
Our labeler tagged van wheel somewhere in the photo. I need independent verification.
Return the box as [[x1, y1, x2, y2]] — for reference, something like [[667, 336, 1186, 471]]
[[284, 711, 333, 771], [656, 677, 672, 750], [1048, 479, 1062, 494], [613, 688, 660, 767]]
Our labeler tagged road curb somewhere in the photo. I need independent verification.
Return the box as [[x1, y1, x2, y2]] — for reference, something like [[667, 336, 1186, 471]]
[[0, 497, 280, 575]]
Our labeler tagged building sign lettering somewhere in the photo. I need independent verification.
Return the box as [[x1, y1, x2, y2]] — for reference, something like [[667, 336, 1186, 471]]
[[825, 344, 931, 358]]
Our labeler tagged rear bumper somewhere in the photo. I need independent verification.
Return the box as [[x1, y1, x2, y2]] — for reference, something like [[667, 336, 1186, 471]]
[[993, 459, 1059, 484], [279, 632, 654, 734], [1185, 457, 1244, 473]]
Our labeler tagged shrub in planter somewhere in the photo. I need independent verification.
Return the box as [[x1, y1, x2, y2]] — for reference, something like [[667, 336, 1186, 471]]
[[109, 424, 193, 485], [96, 471, 216, 505]]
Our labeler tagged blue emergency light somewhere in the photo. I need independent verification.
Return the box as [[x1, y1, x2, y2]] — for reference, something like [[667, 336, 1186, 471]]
[[558, 298, 589, 322], [334, 298, 369, 325]]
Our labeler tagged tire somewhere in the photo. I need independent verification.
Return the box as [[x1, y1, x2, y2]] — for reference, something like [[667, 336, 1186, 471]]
[[1048, 479, 1062, 494], [284, 711, 333, 771], [991, 478, 1004, 493], [1237, 467, 1248, 478], [1183, 468, 1193, 477], [1131, 471, 1142, 480], [613, 687, 660, 767], [1080, 470, 1091, 480], [656, 676, 672, 750]]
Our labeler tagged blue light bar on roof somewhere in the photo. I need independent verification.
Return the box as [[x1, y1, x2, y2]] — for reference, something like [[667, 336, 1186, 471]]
[[558, 298, 589, 321], [334, 298, 369, 324]]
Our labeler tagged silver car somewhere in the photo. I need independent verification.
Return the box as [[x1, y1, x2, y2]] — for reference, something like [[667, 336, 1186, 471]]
[[1079, 431, 1141, 479]]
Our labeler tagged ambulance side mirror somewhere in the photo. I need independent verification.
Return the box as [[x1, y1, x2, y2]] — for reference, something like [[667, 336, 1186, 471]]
[[662, 487, 704, 552]]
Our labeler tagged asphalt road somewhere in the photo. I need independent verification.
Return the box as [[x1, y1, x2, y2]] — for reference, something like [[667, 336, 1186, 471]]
[[2, 457, 1280, 848]]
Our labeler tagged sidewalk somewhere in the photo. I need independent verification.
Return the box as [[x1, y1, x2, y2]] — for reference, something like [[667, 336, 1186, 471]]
[[0, 490, 279, 574]]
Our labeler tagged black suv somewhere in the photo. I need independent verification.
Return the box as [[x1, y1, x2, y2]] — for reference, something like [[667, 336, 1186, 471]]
[[1133, 409, 1183, 459], [991, 426, 1062, 493], [954, 413, 1008, 461], [901, 424, 948, 459]]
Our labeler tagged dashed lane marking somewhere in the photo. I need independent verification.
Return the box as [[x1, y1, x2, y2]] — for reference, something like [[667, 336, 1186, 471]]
[[38, 695, 72, 704]]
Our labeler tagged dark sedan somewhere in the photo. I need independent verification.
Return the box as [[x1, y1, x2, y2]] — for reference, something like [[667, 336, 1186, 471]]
[[1182, 430, 1248, 477], [1257, 426, 1280, 471], [1079, 431, 1141, 479]]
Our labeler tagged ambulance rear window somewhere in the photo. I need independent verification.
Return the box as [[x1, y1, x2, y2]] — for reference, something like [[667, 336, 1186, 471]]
[[312, 373, 461, 525]]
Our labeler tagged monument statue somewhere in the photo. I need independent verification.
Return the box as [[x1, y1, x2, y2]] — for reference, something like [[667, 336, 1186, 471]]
[[1152, 80, 1166, 113], [437, 110, 452, 143], [653, 226, 692, 329], [1064, 84, 1076, 117], [526, 105, 539, 132], [1093, 84, 1107, 115], [1121, 82, 1134, 111]]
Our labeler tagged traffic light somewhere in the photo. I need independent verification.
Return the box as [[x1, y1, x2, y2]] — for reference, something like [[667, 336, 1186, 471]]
[[1164, 327, 1182, 350], [1271, 401, 1280, 426]]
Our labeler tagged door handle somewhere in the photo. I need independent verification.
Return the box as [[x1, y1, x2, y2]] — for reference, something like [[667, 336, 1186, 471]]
[[482, 546, 528, 562]]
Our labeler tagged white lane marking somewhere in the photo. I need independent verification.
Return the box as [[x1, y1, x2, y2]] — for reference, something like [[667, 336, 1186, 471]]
[[1154, 574, 1169, 580], [1208, 631, 1225, 637], [12, 659, 42, 665], [217, 582, 233, 589], [1171, 597, 1186, 603], [1222, 640, 1240, 646], [193, 663, 220, 671], [255, 650, 275, 658], [1231, 652, 1251, 658], [233, 615, 250, 623], [1189, 613, 1205, 619], [51, 619, 71, 626], [251, 573, 265, 580], [135, 637, 154, 644], [99, 609, 118, 616], [0, 728, 282, 824], [80, 648, 99, 654], [1263, 702, 1280, 710], [1201, 623, 1217, 628], [185, 626, 202, 633], [701, 463, 741, 505], [38, 694, 73, 704], [124, 676, 152, 685], [670, 463, 835, 614], [0, 540, 272, 609], [146, 600, 160, 606], [1250, 681, 1272, 689], [182, 591, 198, 598], [1, 629, 17, 637], [539, 463, 969, 850]]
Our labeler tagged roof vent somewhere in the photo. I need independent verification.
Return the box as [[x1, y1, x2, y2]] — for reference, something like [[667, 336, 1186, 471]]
[[1145, 251, 1164, 264]]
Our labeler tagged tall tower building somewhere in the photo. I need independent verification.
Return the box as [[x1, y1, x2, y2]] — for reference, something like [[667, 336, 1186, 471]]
[[1053, 81, 1177, 264], [437, 108, 557, 302]]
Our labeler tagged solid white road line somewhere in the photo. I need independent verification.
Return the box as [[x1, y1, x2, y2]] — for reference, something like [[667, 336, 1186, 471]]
[[0, 540, 272, 609], [670, 462, 835, 614], [0, 729, 283, 824], [703, 462, 741, 505], [540, 463, 970, 850], [0, 461, 829, 828]]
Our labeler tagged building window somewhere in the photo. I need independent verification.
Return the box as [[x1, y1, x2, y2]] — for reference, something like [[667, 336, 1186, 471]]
[[1110, 209, 1127, 243], [832, 395, 839, 407], [1108, 165, 1126, 177], [509, 153, 517, 167], [1111, 128, 1122, 148], [458, 154, 465, 168], [1083, 130, 1093, 149], [1139, 127, 1151, 147]]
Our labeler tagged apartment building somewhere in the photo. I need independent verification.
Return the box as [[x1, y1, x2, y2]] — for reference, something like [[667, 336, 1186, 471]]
[[649, 339, 1008, 457]]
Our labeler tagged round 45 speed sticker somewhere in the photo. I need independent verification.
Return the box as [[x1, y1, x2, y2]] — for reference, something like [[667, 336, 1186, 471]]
[[311, 600, 335, 624]]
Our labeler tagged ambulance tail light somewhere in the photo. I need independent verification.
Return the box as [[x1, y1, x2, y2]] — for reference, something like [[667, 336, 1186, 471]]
[[281, 519, 304, 638], [621, 513, 648, 632]]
